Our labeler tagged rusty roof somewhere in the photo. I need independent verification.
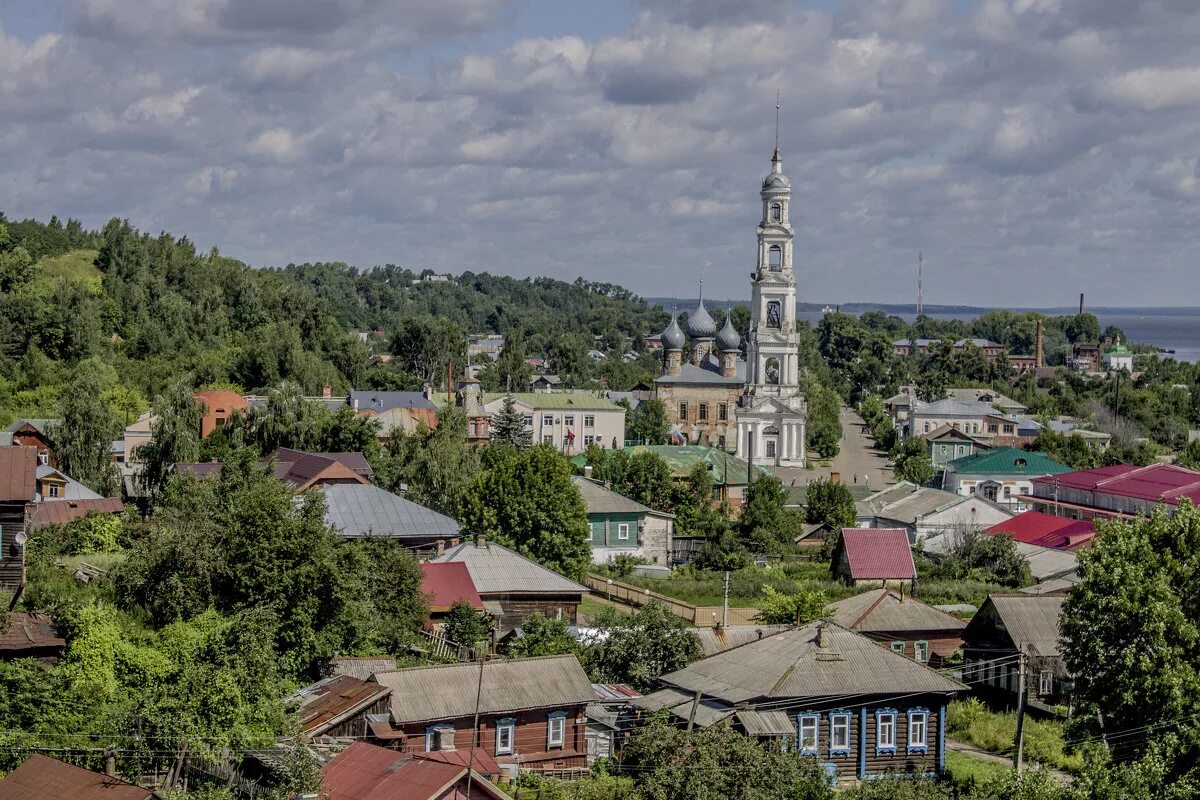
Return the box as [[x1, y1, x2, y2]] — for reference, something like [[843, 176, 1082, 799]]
[[287, 675, 392, 736], [321, 741, 507, 800], [838, 528, 917, 580], [0, 612, 64, 652], [30, 498, 124, 530], [0, 446, 36, 502], [0, 754, 153, 800]]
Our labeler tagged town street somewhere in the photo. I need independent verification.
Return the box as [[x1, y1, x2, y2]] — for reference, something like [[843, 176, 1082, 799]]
[[775, 406, 893, 491]]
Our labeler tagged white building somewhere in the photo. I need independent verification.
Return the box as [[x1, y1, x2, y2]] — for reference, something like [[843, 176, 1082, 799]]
[[481, 392, 625, 455]]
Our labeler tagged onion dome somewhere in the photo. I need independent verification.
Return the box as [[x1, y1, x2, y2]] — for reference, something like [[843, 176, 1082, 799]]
[[685, 298, 716, 339], [716, 314, 741, 352], [660, 312, 686, 351]]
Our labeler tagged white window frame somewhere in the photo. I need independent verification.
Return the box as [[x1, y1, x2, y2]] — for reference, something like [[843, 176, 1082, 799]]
[[522, 415, 534, 426], [875, 709, 897, 754], [584, 435, 595, 446], [496, 718, 515, 755], [829, 711, 851, 756], [768, 244, 782, 270], [617, 523, 630, 540], [584, 415, 595, 428], [542, 414, 554, 427], [914, 640, 929, 663], [797, 713, 819, 754], [890, 641, 905, 654], [907, 709, 929, 753], [1039, 669, 1054, 696], [542, 434, 553, 445], [47, 484, 60, 498], [547, 711, 567, 748], [564, 415, 575, 427]]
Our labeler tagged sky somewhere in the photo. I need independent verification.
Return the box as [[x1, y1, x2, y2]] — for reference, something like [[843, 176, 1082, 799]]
[[2, 0, 1199, 307]]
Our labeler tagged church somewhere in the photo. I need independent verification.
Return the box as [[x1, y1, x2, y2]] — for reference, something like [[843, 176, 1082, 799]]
[[653, 146, 808, 468]]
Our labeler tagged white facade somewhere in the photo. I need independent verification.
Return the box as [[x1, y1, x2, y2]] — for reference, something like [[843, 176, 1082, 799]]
[[480, 394, 625, 455], [736, 148, 807, 467]]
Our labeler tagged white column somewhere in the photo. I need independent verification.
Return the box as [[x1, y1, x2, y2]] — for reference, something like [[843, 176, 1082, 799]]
[[780, 423, 788, 465]]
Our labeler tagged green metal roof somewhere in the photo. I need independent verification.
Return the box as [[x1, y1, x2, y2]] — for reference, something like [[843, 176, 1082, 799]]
[[482, 392, 619, 410], [570, 445, 770, 485], [945, 446, 1072, 476]]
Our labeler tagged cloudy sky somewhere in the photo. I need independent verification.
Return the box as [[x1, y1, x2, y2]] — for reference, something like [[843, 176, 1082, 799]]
[[2, 0, 1199, 306]]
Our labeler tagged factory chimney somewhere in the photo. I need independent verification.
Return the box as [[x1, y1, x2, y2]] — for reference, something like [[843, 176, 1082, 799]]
[[1079, 293, 1085, 316], [1035, 320, 1044, 369]]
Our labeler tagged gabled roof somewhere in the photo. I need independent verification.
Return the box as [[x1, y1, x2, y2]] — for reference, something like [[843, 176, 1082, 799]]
[[0, 446, 37, 502], [35, 464, 104, 500], [855, 483, 962, 526], [287, 674, 392, 736], [433, 539, 587, 595], [573, 445, 768, 486], [654, 355, 745, 386], [321, 741, 507, 800], [0, 612, 65, 652], [421, 562, 483, 612], [273, 450, 371, 490], [30, 498, 125, 530], [695, 625, 792, 656], [965, 595, 1065, 657], [945, 389, 1026, 410], [656, 621, 964, 705], [572, 476, 670, 517], [911, 398, 1012, 419], [348, 390, 438, 413], [946, 446, 1071, 477], [372, 655, 595, 723], [320, 484, 460, 540], [986, 511, 1095, 551], [328, 656, 398, 681], [1031, 463, 1200, 505], [828, 588, 965, 634], [0, 754, 153, 800], [0, 418, 59, 446], [839, 528, 916, 580]]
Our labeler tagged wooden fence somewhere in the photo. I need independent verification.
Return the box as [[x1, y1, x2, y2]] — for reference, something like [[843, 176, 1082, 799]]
[[585, 574, 760, 627]]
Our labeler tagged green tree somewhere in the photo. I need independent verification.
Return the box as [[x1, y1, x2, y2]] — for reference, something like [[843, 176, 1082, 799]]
[[458, 445, 591, 578], [804, 379, 842, 458], [489, 393, 532, 449], [0, 221, 35, 293], [738, 475, 800, 553], [442, 599, 492, 650], [804, 478, 856, 529], [375, 407, 481, 517], [390, 314, 467, 384], [628, 399, 670, 445], [752, 584, 829, 625], [893, 436, 935, 486], [584, 603, 701, 692], [61, 513, 124, 554], [137, 381, 203, 498], [244, 380, 323, 453], [932, 529, 1031, 587], [52, 372, 121, 495], [503, 612, 579, 658]]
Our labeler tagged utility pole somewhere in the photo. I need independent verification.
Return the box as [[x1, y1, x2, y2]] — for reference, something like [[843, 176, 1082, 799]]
[[721, 571, 730, 628], [686, 688, 703, 731], [1014, 649, 1027, 774], [465, 644, 487, 799]]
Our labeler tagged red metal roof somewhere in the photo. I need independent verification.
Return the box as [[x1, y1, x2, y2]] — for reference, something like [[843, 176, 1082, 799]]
[[839, 528, 916, 580], [30, 498, 124, 530], [421, 562, 483, 612], [1030, 463, 1200, 505], [321, 741, 506, 800], [986, 511, 1096, 551], [0, 612, 65, 653], [0, 446, 36, 502], [0, 754, 152, 800], [294, 675, 392, 735], [414, 749, 501, 779]]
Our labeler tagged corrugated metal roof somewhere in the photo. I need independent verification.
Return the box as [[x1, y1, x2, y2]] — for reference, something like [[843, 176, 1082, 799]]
[[348, 390, 439, 412], [572, 477, 663, 516], [482, 392, 619, 411], [629, 687, 691, 710], [591, 683, 642, 702], [433, 540, 587, 595], [839, 528, 917, 580], [969, 595, 1065, 657], [288, 675, 392, 736], [0, 446, 36, 502], [695, 625, 792, 657], [946, 447, 1071, 477], [0, 754, 153, 800], [736, 709, 796, 736], [828, 589, 966, 634], [856, 484, 963, 525], [659, 622, 965, 704], [987, 511, 1095, 551], [321, 484, 461, 540], [0, 612, 64, 652], [329, 656, 398, 681], [570, 445, 768, 486], [320, 741, 507, 800], [372, 655, 595, 724], [30, 498, 124, 530], [35, 465, 104, 500], [421, 562, 483, 611]]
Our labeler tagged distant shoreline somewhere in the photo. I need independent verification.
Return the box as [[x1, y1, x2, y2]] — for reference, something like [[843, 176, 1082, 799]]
[[645, 298, 1200, 315]]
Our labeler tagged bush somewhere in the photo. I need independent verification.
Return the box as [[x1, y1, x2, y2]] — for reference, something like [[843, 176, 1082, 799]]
[[607, 554, 646, 579], [946, 699, 1082, 773], [62, 513, 125, 554]]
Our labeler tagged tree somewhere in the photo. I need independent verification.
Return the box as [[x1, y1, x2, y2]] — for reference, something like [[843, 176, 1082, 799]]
[[738, 475, 800, 553], [931, 528, 1031, 587], [584, 603, 701, 692], [137, 381, 203, 498], [244, 380, 324, 453], [390, 315, 467, 384], [893, 436, 935, 486], [458, 445, 591, 578], [753, 584, 829, 625], [804, 478, 856, 528], [804, 379, 842, 458], [503, 612, 579, 658], [489, 393, 532, 449], [0, 222, 35, 293], [628, 399, 670, 445], [442, 599, 491, 650], [52, 372, 121, 496], [375, 407, 481, 517], [1061, 501, 1200, 777]]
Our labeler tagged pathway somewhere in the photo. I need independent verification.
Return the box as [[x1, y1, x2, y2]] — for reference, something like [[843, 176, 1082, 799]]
[[946, 738, 1074, 784], [775, 406, 893, 491]]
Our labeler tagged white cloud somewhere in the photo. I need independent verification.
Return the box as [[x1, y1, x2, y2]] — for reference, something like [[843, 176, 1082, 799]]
[[246, 128, 305, 162], [1099, 66, 1200, 111]]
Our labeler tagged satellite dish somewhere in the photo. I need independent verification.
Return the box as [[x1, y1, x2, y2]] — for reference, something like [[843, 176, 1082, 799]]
[[14, 531, 27, 547]]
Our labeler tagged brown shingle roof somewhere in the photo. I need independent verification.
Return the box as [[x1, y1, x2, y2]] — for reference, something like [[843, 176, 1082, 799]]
[[0, 754, 153, 800], [0, 446, 36, 502]]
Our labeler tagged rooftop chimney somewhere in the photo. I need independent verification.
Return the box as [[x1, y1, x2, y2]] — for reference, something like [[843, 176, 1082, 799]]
[[435, 539, 445, 557], [1079, 293, 1085, 316], [475, 534, 487, 549], [322, 384, 332, 399], [817, 623, 830, 650], [814, 622, 842, 661]]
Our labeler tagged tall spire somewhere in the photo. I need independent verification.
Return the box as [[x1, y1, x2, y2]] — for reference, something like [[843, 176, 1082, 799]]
[[774, 90, 781, 156]]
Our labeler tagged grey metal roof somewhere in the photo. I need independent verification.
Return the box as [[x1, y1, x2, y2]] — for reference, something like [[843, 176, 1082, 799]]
[[319, 484, 461, 540], [695, 625, 792, 657], [658, 621, 965, 704], [972, 595, 1065, 657], [572, 476, 672, 517], [736, 709, 797, 736], [856, 483, 962, 525], [828, 589, 966, 634], [329, 656, 398, 680], [911, 398, 1009, 419], [36, 464, 104, 500], [433, 539, 588, 595], [654, 356, 745, 386], [348, 390, 438, 412], [1018, 575, 1081, 595], [945, 389, 1025, 410], [372, 655, 595, 724]]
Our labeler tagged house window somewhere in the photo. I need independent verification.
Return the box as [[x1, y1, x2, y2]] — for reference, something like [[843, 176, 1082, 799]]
[[924, 422, 930, 433], [523, 415, 534, 426], [584, 435, 595, 446], [987, 423, 998, 433], [766, 440, 776, 458], [584, 415, 595, 428], [698, 403, 708, 421], [564, 415, 575, 427], [496, 718, 515, 755], [680, 402, 688, 421], [768, 245, 782, 270], [797, 713, 819, 754], [717, 435, 726, 450], [718, 403, 727, 421], [1003, 424, 1014, 434], [914, 640, 929, 663], [547, 711, 567, 748], [770, 203, 781, 222], [1003, 486, 1012, 499], [542, 414, 554, 427], [891, 641, 905, 654], [875, 710, 897, 754], [1039, 669, 1054, 696], [543, 435, 553, 445], [829, 712, 851, 755], [982, 485, 998, 502], [907, 709, 929, 753], [617, 523, 630, 540], [426, 725, 455, 751], [48, 484, 60, 498]]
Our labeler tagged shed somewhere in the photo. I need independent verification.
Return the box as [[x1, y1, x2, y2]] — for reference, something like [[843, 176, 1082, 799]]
[[833, 528, 916, 589], [0, 754, 153, 800]]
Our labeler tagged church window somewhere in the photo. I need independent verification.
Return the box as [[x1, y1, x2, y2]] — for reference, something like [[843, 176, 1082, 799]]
[[718, 403, 727, 421], [679, 402, 688, 421], [768, 245, 782, 271], [770, 203, 781, 222], [766, 440, 776, 458], [698, 403, 708, 421], [767, 301, 782, 329]]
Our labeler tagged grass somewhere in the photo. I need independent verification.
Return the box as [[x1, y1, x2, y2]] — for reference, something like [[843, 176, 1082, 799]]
[[947, 699, 1082, 773], [58, 551, 128, 572], [578, 595, 629, 623], [944, 750, 1012, 788], [35, 249, 102, 292]]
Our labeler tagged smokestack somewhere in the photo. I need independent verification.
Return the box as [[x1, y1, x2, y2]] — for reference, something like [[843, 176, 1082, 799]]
[[1035, 320, 1044, 369], [1079, 293, 1085, 316]]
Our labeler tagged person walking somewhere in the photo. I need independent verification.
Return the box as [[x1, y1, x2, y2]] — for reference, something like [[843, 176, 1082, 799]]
[[853, 473, 858, 484]]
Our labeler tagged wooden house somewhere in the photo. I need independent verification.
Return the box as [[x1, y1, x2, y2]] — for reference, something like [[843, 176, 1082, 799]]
[[0, 446, 36, 592], [828, 589, 965, 667], [961, 595, 1068, 708], [632, 621, 965, 783], [832, 528, 917, 591], [0, 419, 57, 466], [367, 655, 596, 775], [420, 561, 484, 626], [321, 741, 508, 800], [0, 612, 65, 663], [0, 754, 153, 800], [287, 674, 392, 738]]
